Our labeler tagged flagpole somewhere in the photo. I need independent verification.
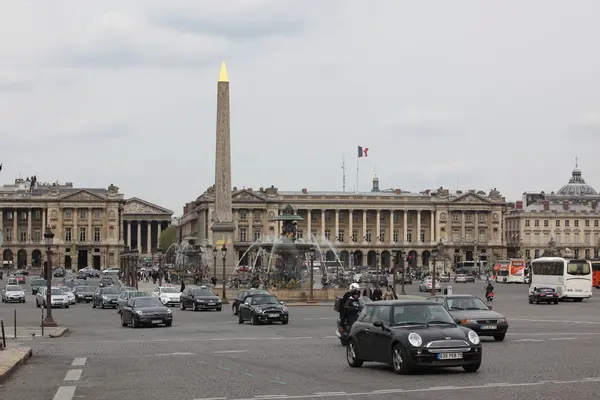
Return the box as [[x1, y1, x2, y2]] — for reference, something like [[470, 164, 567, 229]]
[[356, 152, 360, 193], [342, 154, 346, 192]]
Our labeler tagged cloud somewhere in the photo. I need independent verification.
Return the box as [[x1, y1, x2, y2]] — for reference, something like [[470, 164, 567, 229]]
[[0, 79, 35, 93], [383, 109, 465, 138], [570, 114, 600, 139]]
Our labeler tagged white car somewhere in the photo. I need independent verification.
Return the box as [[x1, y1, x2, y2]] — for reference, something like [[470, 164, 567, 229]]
[[2, 285, 26, 303], [418, 279, 442, 292], [36, 287, 69, 308], [454, 274, 467, 283], [61, 287, 77, 305], [152, 286, 181, 306], [103, 267, 121, 276]]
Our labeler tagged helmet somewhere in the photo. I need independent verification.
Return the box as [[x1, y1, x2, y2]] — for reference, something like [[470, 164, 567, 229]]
[[349, 283, 360, 291]]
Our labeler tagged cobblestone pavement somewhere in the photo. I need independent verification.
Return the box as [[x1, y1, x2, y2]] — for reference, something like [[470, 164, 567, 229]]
[[1, 280, 600, 399]]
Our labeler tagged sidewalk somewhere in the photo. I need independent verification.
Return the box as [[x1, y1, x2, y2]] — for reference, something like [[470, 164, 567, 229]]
[[0, 344, 32, 384], [2, 326, 69, 341]]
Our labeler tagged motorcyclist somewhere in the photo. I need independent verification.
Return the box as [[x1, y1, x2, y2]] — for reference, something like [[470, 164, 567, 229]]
[[342, 287, 363, 329], [339, 283, 359, 320], [485, 282, 494, 298]]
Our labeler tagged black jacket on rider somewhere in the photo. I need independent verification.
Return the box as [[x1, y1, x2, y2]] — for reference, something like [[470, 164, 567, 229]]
[[342, 296, 362, 326], [485, 284, 494, 293], [339, 292, 352, 317]]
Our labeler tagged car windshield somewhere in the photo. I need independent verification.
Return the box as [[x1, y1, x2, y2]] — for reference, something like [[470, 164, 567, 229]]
[[251, 295, 278, 305], [101, 288, 119, 294], [161, 287, 179, 293], [32, 280, 46, 285], [192, 289, 215, 296], [391, 304, 455, 326], [538, 288, 555, 292], [50, 288, 64, 295], [77, 286, 93, 292], [447, 297, 488, 310], [6, 286, 22, 291], [62, 287, 73, 292], [131, 291, 149, 298], [134, 298, 162, 307], [456, 274, 465, 278]]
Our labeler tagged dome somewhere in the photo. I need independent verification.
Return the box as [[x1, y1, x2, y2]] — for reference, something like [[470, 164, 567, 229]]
[[557, 168, 598, 196]]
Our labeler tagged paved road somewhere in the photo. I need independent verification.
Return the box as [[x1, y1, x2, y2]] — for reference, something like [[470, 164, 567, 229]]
[[2, 280, 600, 399]]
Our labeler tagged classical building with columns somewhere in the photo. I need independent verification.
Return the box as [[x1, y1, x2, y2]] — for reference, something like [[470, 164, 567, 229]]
[[178, 178, 507, 273], [0, 178, 172, 270], [123, 198, 173, 256], [505, 165, 600, 260]]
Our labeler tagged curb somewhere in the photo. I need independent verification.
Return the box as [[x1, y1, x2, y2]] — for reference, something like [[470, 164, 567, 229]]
[[285, 303, 334, 307], [49, 328, 70, 338], [0, 347, 33, 384]]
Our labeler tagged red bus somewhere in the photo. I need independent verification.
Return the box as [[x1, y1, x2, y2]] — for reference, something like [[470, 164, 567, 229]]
[[591, 260, 600, 288]]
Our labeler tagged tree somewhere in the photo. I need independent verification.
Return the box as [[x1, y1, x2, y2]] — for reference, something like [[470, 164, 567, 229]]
[[159, 225, 177, 250]]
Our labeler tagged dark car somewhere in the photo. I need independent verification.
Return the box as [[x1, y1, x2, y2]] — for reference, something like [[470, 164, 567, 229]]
[[346, 300, 482, 374], [426, 294, 509, 341], [53, 267, 66, 278], [180, 286, 223, 311], [118, 290, 150, 313], [31, 278, 47, 295], [238, 294, 289, 325], [232, 289, 270, 315], [529, 287, 559, 305], [76, 270, 88, 280], [64, 278, 86, 289], [99, 277, 115, 288], [120, 296, 173, 328], [92, 287, 120, 309], [14, 274, 26, 284], [74, 286, 95, 303]]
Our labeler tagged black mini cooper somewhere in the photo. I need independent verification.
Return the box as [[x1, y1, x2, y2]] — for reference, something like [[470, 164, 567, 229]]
[[238, 294, 288, 325], [346, 300, 482, 374]]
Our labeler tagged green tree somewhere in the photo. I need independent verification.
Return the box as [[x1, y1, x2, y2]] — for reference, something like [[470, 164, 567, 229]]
[[159, 225, 177, 250]]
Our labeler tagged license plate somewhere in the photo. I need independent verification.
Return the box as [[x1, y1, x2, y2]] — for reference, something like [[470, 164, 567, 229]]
[[268, 314, 279, 318], [438, 353, 463, 360], [151, 320, 161, 324], [575, 289, 582, 292], [208, 303, 215, 305], [481, 325, 497, 330]]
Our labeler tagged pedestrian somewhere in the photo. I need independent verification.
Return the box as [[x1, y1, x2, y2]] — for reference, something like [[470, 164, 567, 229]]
[[180, 279, 185, 292], [372, 286, 382, 301], [383, 285, 394, 300]]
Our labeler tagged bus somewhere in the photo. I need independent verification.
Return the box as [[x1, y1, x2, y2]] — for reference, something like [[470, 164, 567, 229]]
[[454, 261, 487, 276], [590, 260, 600, 289], [495, 259, 526, 283], [530, 257, 592, 301]]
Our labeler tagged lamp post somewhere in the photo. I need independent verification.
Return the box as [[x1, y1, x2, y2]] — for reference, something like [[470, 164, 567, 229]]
[[398, 250, 406, 295], [221, 244, 228, 302], [212, 246, 218, 279], [375, 250, 380, 288], [307, 249, 315, 303], [43, 229, 57, 327], [431, 247, 439, 296], [155, 247, 163, 286]]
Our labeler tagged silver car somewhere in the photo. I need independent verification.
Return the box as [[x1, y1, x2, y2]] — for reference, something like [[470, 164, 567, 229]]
[[2, 285, 26, 303], [418, 279, 442, 292], [454, 274, 467, 283], [36, 287, 69, 308], [61, 287, 77, 305]]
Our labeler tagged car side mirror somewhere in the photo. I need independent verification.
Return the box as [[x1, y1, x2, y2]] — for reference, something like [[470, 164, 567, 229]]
[[488, 306, 492, 310], [373, 320, 385, 328]]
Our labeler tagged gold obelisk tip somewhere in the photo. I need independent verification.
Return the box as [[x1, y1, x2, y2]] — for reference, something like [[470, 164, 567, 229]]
[[219, 61, 229, 82]]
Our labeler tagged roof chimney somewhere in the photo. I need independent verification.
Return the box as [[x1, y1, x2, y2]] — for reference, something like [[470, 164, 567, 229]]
[[543, 201, 549, 211], [302, 188, 308, 194], [371, 176, 380, 192], [395, 188, 401, 195], [516, 201, 523, 210], [592, 200, 597, 210], [563, 200, 569, 211]]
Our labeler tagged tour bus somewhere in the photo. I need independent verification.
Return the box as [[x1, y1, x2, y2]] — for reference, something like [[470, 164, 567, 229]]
[[590, 260, 600, 288], [454, 261, 487, 275], [495, 259, 526, 283], [530, 257, 592, 301]]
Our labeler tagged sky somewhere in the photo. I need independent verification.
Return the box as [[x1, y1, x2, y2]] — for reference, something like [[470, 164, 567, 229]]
[[1, 0, 600, 216]]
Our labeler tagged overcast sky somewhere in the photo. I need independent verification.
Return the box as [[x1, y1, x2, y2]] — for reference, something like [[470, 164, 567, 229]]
[[1, 0, 599, 215]]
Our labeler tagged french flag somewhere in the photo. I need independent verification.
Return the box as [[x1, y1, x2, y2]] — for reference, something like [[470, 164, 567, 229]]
[[358, 146, 369, 158]]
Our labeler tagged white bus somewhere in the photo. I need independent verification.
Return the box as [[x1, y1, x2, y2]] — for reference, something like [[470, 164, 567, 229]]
[[495, 259, 526, 283], [530, 257, 592, 301]]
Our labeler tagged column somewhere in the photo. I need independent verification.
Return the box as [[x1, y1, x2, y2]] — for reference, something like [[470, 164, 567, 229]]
[[389, 210, 394, 244], [13, 208, 18, 242], [375, 209, 381, 242], [87, 208, 92, 243], [127, 221, 132, 249], [137, 221, 142, 252], [147, 221, 152, 254], [403, 211, 408, 244], [430, 210, 435, 243], [417, 210, 422, 243], [321, 209, 325, 240], [474, 211, 479, 244], [362, 210, 367, 242], [0, 208, 3, 233], [461, 211, 466, 239], [334, 210, 339, 242], [248, 209, 254, 242], [27, 209, 32, 243], [42, 209, 46, 235], [307, 210, 312, 238], [348, 210, 353, 242], [73, 208, 78, 242], [157, 222, 162, 244]]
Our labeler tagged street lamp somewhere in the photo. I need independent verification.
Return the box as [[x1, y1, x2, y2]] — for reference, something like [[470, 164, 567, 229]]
[[43, 229, 57, 327], [212, 246, 218, 279], [154, 247, 162, 286], [307, 248, 315, 303], [375, 250, 380, 288], [431, 247, 439, 296], [221, 243, 228, 302], [397, 250, 406, 295]]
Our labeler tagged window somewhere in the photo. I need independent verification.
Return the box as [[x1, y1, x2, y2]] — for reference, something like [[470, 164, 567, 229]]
[[94, 227, 101, 242], [253, 211, 260, 220], [34, 229, 41, 242], [408, 213, 413, 223], [339, 213, 345, 222], [94, 209, 101, 219], [451, 213, 458, 222], [324, 229, 331, 240], [406, 232, 412, 243], [393, 213, 399, 223], [586, 220, 590, 227], [34, 210, 41, 220], [79, 227, 86, 242], [19, 229, 27, 242], [239, 228, 247, 242], [358, 306, 376, 323], [379, 230, 385, 242], [596, 220, 599, 227], [370, 305, 391, 325], [478, 213, 485, 223], [297, 230, 303, 239], [532, 261, 563, 275], [574, 248, 580, 259], [478, 230, 486, 243], [352, 229, 358, 242], [379, 213, 385, 223], [556, 220, 560, 227], [393, 229, 399, 243], [5, 211, 12, 220], [567, 262, 590, 275], [534, 220, 539, 227], [565, 220, 570, 227], [65, 228, 72, 242], [525, 249, 530, 258], [65, 209, 72, 219], [325, 211, 332, 222], [239, 212, 247, 220], [544, 220, 549, 227], [525, 220, 530, 227], [365, 230, 372, 242], [585, 249, 591, 259], [5, 228, 12, 241], [79, 209, 87, 219], [20, 212, 27, 220], [574, 220, 579, 227], [338, 229, 345, 242], [534, 249, 540, 259], [419, 231, 425, 243], [253, 229, 261, 241], [466, 213, 472, 222], [311, 213, 317, 222]]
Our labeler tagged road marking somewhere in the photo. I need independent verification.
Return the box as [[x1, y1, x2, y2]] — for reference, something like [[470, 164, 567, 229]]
[[510, 318, 600, 325], [63, 369, 82, 381], [217, 366, 232, 371], [315, 392, 346, 395], [303, 317, 330, 320], [155, 352, 195, 356], [194, 398, 227, 400], [548, 337, 577, 341], [53, 386, 76, 400], [514, 339, 546, 342], [269, 380, 287, 385], [71, 358, 87, 366], [242, 372, 255, 377], [254, 396, 288, 399], [213, 350, 248, 354]]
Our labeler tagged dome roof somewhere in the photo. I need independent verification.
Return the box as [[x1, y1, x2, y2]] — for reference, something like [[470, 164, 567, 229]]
[[557, 168, 598, 196]]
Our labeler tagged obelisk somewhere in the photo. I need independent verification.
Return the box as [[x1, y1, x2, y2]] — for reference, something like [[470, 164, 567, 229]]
[[211, 62, 236, 291]]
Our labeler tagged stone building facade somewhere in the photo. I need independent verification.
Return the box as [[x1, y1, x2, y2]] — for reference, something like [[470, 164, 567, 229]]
[[505, 166, 600, 260], [178, 178, 507, 273], [0, 178, 172, 270], [123, 198, 173, 257]]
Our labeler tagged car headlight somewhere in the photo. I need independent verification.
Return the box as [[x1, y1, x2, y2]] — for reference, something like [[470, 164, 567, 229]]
[[166, 309, 172, 314], [217, 299, 222, 303], [408, 332, 422, 347], [281, 307, 288, 313], [197, 299, 204, 303], [460, 319, 478, 324], [468, 330, 480, 345], [136, 310, 143, 315], [254, 307, 263, 313], [102, 296, 108, 301]]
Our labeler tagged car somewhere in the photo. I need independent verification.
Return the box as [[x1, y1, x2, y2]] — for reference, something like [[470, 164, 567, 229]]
[[76, 270, 88, 280], [117, 290, 150, 313], [73, 285, 95, 303], [2, 285, 26, 303], [14, 274, 26, 284], [529, 287, 559, 305], [418, 279, 441, 292], [345, 299, 482, 374], [7, 277, 19, 285], [180, 286, 223, 311], [427, 294, 509, 342], [238, 293, 288, 325], [31, 278, 47, 295], [61, 287, 77, 304], [92, 287, 120, 309], [53, 267, 66, 278], [465, 275, 476, 283], [151, 286, 182, 306], [99, 277, 115, 288], [454, 274, 467, 283], [14, 269, 29, 276], [439, 273, 451, 283], [36, 287, 69, 308], [120, 296, 173, 328], [232, 289, 270, 315], [103, 267, 121, 276]]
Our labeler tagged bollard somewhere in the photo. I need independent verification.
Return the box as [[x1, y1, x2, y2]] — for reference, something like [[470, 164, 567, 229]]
[[13, 309, 16, 339], [41, 305, 45, 336], [447, 285, 453, 295], [1, 320, 5, 349]]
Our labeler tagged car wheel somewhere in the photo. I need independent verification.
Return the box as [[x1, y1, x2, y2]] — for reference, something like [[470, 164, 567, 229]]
[[92, 302, 96, 308], [528, 297, 533, 304], [101, 303, 105, 309], [346, 339, 363, 367], [132, 316, 140, 328], [251, 312, 260, 325], [238, 314, 244, 324], [554, 300, 559, 304], [165, 321, 172, 327], [232, 305, 238, 315], [216, 307, 222, 311], [65, 305, 69, 309], [180, 302, 186, 311], [120, 314, 127, 327], [463, 362, 481, 373], [494, 334, 506, 342], [391, 344, 411, 374]]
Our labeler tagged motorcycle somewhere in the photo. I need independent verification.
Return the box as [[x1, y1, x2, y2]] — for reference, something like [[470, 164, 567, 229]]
[[486, 291, 494, 302], [334, 298, 364, 345]]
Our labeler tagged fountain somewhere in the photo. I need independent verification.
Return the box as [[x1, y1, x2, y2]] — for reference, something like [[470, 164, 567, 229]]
[[165, 236, 209, 281]]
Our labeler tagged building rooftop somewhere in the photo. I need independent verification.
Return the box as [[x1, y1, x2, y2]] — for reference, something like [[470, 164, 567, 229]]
[[556, 163, 598, 197]]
